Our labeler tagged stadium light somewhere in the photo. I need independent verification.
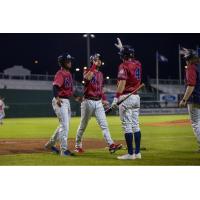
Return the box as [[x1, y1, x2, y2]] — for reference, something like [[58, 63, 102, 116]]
[[34, 60, 38, 64], [83, 33, 95, 67], [75, 68, 80, 72], [83, 66, 87, 70], [102, 62, 105, 65], [106, 76, 110, 80]]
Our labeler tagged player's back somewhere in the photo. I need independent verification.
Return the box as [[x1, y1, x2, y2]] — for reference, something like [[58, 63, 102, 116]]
[[118, 59, 142, 94]]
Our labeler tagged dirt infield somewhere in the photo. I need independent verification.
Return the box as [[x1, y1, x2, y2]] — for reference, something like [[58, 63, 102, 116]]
[[144, 119, 190, 127], [0, 139, 125, 155]]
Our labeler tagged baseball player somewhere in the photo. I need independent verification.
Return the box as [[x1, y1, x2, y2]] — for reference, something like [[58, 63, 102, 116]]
[[45, 53, 75, 156], [0, 96, 5, 125], [75, 53, 122, 153], [111, 38, 142, 160], [179, 48, 200, 152]]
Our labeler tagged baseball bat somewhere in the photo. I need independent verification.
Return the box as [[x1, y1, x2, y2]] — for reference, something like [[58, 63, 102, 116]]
[[105, 83, 145, 114]]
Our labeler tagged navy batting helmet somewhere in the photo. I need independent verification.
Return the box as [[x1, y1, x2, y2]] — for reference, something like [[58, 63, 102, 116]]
[[118, 45, 135, 59], [180, 47, 197, 61], [58, 53, 74, 67], [90, 53, 101, 63]]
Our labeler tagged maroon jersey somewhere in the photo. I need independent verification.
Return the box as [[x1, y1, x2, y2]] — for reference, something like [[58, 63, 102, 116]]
[[185, 64, 197, 86], [117, 60, 142, 94], [53, 68, 73, 98], [185, 63, 200, 104], [84, 69, 104, 99]]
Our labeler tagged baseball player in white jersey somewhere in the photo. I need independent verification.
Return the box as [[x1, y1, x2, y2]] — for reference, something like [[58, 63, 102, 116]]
[[179, 48, 200, 152], [75, 53, 122, 153], [0, 96, 5, 125], [111, 39, 142, 160]]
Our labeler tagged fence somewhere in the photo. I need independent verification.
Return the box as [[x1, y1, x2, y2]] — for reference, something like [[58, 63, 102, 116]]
[[149, 78, 184, 85]]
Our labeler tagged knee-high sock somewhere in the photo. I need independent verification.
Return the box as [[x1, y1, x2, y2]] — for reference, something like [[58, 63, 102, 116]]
[[125, 133, 133, 155], [134, 131, 141, 154]]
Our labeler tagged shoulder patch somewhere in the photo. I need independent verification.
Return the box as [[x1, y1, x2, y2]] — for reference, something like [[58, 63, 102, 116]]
[[119, 69, 125, 75]]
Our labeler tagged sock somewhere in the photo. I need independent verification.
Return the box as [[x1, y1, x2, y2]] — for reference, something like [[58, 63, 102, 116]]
[[134, 131, 141, 154], [125, 133, 133, 155]]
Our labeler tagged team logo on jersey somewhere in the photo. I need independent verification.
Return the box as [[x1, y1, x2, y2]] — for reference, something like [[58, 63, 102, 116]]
[[119, 69, 125, 76], [90, 75, 97, 84], [64, 77, 72, 88]]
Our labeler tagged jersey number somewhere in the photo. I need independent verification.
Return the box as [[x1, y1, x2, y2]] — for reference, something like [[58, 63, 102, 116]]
[[135, 68, 141, 80]]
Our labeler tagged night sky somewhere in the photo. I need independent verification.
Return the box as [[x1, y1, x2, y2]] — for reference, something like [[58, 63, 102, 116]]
[[0, 33, 200, 82]]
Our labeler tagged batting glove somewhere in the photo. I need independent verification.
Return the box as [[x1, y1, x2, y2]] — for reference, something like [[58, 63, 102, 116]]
[[114, 38, 123, 50], [111, 97, 118, 109]]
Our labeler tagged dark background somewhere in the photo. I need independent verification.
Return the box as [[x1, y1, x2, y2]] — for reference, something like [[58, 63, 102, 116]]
[[0, 33, 200, 81]]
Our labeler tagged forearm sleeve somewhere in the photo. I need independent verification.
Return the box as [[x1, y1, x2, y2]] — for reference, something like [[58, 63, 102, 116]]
[[53, 85, 59, 98]]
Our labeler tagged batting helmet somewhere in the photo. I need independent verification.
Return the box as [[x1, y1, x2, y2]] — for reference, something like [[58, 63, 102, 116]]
[[58, 53, 74, 67], [118, 45, 135, 60], [180, 47, 197, 61], [90, 53, 101, 63]]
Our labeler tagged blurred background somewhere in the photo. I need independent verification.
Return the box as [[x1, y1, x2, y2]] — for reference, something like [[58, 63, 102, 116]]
[[0, 33, 200, 117]]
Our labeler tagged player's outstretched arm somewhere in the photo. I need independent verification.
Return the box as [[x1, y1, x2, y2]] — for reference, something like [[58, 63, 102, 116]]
[[84, 61, 98, 80], [115, 38, 123, 50]]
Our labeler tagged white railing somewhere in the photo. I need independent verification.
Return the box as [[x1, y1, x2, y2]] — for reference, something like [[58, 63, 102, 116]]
[[0, 73, 54, 81]]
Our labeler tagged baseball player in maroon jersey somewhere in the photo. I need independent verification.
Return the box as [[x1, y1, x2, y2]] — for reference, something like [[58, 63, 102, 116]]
[[179, 48, 200, 152], [112, 39, 142, 160], [75, 53, 122, 153], [45, 53, 75, 156]]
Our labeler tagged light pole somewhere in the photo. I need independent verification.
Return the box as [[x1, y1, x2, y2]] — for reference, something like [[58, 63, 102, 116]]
[[83, 33, 95, 67]]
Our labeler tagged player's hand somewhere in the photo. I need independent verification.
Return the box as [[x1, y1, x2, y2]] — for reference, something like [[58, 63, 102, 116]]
[[179, 99, 187, 107], [75, 96, 83, 103], [115, 38, 123, 50], [111, 97, 118, 109], [102, 100, 110, 109], [56, 97, 63, 107]]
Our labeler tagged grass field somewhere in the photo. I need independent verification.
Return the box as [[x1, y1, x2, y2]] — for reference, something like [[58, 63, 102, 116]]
[[0, 115, 199, 166]]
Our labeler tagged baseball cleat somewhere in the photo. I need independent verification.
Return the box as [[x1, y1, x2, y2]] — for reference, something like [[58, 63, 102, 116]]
[[135, 153, 142, 159], [45, 143, 60, 154], [117, 154, 136, 160], [60, 150, 75, 156], [74, 147, 84, 153], [109, 143, 123, 154]]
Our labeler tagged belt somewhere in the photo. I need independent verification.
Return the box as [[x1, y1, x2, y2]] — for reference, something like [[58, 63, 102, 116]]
[[85, 97, 101, 101], [59, 96, 69, 99], [123, 91, 137, 95]]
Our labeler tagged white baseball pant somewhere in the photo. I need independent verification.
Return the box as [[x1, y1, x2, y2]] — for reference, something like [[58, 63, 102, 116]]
[[188, 104, 200, 143], [0, 112, 5, 124], [75, 99, 113, 147], [48, 98, 71, 151], [119, 94, 140, 134]]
